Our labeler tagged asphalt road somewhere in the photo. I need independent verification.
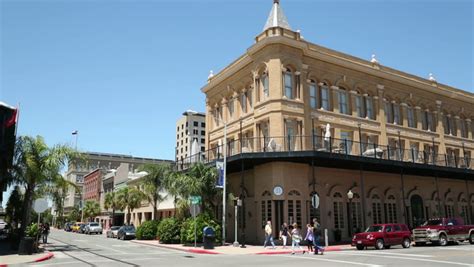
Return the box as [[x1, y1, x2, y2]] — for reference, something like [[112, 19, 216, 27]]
[[23, 229, 474, 267]]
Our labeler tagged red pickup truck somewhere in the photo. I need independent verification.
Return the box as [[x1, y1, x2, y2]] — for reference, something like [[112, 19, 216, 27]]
[[412, 218, 474, 246]]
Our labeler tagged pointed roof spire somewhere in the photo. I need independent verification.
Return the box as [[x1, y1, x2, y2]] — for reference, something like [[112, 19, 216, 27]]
[[263, 0, 292, 31]]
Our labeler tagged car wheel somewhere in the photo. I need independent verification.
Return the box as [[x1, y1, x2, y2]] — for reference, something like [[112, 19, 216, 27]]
[[439, 234, 448, 246], [415, 242, 425, 246], [469, 233, 474, 244], [375, 239, 384, 250], [356, 245, 364, 250], [402, 238, 411, 248], [100, 232, 102, 235]]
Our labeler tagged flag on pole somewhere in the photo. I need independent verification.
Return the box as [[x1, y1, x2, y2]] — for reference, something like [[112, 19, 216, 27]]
[[216, 160, 224, 188], [72, 130, 78, 135]]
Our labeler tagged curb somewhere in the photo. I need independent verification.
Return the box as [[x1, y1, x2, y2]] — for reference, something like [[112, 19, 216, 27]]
[[33, 252, 54, 262], [0, 252, 54, 267]]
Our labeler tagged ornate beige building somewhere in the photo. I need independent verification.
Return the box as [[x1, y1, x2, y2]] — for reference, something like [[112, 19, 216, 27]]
[[199, 1, 474, 244]]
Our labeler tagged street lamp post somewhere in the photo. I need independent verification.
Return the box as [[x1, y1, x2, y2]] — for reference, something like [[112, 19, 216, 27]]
[[233, 198, 242, 247], [222, 121, 227, 245], [347, 190, 354, 237]]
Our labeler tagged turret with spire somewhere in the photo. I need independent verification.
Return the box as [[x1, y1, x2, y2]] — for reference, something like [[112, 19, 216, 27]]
[[263, 0, 292, 31]]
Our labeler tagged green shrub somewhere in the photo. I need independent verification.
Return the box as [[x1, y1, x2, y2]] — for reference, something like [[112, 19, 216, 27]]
[[180, 213, 221, 244], [136, 220, 159, 240], [25, 223, 39, 238], [156, 218, 181, 244]]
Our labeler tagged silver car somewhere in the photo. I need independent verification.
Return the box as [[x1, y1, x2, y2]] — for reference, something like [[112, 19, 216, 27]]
[[106, 226, 120, 238], [85, 222, 103, 235]]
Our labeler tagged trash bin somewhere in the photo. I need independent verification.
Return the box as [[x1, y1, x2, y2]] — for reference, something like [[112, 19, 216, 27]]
[[18, 237, 35, 255], [203, 226, 215, 249]]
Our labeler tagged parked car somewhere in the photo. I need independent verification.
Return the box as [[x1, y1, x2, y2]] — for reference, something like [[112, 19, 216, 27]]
[[412, 218, 474, 246], [64, 222, 73, 232], [106, 226, 121, 238], [117, 225, 136, 240], [79, 223, 87, 234], [352, 223, 412, 250], [85, 222, 103, 235], [72, 222, 84, 232]]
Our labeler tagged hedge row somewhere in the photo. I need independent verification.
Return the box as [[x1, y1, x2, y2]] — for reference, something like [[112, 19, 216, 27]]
[[135, 213, 221, 244]]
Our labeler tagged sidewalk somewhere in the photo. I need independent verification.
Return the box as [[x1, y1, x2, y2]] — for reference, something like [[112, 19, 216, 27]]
[[131, 240, 353, 255], [0, 245, 53, 267]]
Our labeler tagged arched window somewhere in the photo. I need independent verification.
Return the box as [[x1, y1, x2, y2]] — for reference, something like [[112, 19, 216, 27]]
[[261, 191, 272, 228], [338, 88, 350, 115], [228, 97, 235, 120], [288, 190, 302, 226], [350, 193, 363, 232], [355, 92, 374, 120], [459, 198, 469, 224], [320, 82, 330, 111], [333, 192, 345, 229], [283, 68, 294, 99], [371, 195, 383, 224], [384, 195, 397, 223], [407, 105, 416, 128], [460, 117, 468, 138], [241, 91, 247, 114], [309, 80, 318, 109], [262, 73, 269, 99], [445, 198, 454, 218]]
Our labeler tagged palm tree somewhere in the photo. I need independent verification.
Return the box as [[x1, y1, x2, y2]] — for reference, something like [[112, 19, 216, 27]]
[[10, 136, 78, 235], [138, 163, 170, 220], [117, 187, 144, 225], [104, 191, 122, 226], [165, 163, 219, 217], [83, 200, 101, 222]]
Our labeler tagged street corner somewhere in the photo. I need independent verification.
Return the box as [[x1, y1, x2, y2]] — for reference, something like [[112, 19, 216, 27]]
[[0, 251, 54, 267], [33, 251, 54, 262]]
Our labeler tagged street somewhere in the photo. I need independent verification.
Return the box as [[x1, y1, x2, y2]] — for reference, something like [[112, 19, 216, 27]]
[[21, 229, 474, 267]]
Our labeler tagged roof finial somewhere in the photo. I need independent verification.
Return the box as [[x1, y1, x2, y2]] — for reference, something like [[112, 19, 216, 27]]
[[274, 0, 280, 4], [370, 54, 379, 64], [207, 70, 214, 82], [428, 73, 436, 82]]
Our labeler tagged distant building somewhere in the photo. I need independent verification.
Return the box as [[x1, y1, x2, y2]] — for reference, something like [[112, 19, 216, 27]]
[[83, 169, 106, 202], [64, 152, 172, 212], [175, 110, 206, 162]]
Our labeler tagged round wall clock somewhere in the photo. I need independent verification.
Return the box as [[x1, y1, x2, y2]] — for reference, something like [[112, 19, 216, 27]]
[[273, 185, 283, 196]]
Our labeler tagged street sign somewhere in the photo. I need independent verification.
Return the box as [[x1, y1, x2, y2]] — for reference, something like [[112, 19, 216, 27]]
[[190, 204, 201, 217], [190, 196, 202, 205], [311, 194, 320, 209], [34, 198, 48, 213]]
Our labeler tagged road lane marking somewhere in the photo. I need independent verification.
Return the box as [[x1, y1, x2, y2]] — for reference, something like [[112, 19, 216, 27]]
[[335, 251, 473, 266], [95, 244, 127, 254], [278, 255, 383, 266], [335, 251, 433, 258]]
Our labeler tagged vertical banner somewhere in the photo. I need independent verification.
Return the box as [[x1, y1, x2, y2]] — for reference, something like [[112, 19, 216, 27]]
[[216, 160, 224, 188]]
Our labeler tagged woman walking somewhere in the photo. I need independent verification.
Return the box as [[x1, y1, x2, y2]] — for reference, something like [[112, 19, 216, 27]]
[[290, 223, 304, 255], [279, 223, 289, 249], [304, 223, 314, 253]]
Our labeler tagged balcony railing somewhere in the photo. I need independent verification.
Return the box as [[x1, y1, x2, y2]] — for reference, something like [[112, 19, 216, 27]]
[[175, 135, 472, 171]]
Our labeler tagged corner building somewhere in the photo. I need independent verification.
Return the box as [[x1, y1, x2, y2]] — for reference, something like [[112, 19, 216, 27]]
[[201, 1, 474, 244]]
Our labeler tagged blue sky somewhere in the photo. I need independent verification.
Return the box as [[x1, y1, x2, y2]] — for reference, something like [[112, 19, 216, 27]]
[[1, 0, 473, 164]]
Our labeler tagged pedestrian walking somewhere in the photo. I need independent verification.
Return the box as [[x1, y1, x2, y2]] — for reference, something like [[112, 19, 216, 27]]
[[263, 221, 276, 249], [290, 223, 304, 254], [42, 223, 50, 244], [304, 223, 314, 252], [279, 222, 289, 249], [312, 218, 325, 255]]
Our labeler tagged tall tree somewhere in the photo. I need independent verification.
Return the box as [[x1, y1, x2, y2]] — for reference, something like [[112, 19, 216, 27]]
[[138, 163, 170, 220], [83, 200, 101, 222], [10, 136, 78, 235], [5, 185, 23, 229], [104, 191, 122, 226], [117, 187, 144, 225]]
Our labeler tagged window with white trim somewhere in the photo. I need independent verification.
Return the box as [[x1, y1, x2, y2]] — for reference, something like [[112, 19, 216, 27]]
[[284, 70, 293, 99], [321, 84, 330, 110], [338, 89, 349, 115], [333, 192, 345, 229], [309, 82, 318, 109]]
